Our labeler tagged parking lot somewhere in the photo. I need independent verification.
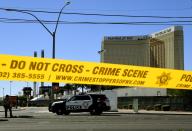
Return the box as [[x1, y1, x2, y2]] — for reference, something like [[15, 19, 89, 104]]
[[0, 107, 192, 131]]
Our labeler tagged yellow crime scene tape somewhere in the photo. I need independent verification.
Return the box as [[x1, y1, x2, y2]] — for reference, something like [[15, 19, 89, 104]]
[[0, 54, 192, 90]]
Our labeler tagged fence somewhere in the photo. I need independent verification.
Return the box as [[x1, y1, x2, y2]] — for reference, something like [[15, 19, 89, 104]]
[[118, 96, 192, 111]]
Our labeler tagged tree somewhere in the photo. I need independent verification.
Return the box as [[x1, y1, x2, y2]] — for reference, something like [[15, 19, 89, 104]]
[[74, 84, 86, 93], [87, 85, 101, 92], [63, 83, 73, 95], [22, 87, 32, 107], [22, 87, 32, 96]]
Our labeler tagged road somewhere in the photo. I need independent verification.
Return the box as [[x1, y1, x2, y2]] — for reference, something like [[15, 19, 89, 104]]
[[0, 107, 192, 131]]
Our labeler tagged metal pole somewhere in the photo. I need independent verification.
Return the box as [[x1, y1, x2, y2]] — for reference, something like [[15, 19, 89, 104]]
[[3, 88, 4, 99], [33, 51, 37, 97], [98, 49, 106, 62], [4, 2, 70, 101], [51, 33, 56, 100], [51, 2, 70, 101], [41, 50, 45, 87], [52, 32, 56, 59], [98, 50, 105, 92], [10, 81, 12, 96]]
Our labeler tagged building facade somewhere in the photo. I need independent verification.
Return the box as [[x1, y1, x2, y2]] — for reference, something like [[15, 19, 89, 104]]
[[101, 26, 184, 96], [101, 36, 150, 66], [151, 26, 184, 69]]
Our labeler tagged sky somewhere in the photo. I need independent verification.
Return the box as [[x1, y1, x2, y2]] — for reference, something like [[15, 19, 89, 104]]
[[0, 0, 192, 97]]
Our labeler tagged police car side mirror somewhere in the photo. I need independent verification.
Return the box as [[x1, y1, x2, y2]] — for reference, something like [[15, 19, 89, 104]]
[[67, 98, 73, 102]]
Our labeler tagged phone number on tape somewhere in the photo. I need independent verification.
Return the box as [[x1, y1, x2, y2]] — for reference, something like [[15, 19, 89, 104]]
[[0, 72, 45, 79]]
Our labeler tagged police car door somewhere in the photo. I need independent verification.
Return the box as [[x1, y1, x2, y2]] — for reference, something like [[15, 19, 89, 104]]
[[66, 95, 92, 111]]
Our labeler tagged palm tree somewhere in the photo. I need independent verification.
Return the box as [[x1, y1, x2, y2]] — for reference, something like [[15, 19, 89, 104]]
[[22, 87, 32, 96], [74, 84, 86, 93], [63, 83, 73, 95]]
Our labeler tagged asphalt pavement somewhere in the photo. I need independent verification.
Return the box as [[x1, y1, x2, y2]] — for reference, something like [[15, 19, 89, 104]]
[[1, 106, 192, 115], [0, 107, 192, 131]]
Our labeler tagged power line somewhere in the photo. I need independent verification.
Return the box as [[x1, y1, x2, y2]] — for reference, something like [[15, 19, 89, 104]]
[[0, 7, 192, 19], [0, 17, 192, 25], [0, 7, 192, 26], [69, 7, 192, 12], [1, 17, 192, 23], [0, 18, 55, 23], [1, 21, 192, 25], [1, 5, 192, 13]]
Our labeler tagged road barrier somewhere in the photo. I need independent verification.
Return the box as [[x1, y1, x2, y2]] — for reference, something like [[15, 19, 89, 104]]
[[0, 54, 192, 90]]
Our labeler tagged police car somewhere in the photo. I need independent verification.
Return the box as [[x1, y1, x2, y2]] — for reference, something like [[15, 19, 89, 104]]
[[49, 94, 110, 115]]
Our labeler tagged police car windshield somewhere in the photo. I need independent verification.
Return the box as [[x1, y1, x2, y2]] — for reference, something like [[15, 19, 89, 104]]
[[69, 95, 91, 101], [89, 94, 107, 100]]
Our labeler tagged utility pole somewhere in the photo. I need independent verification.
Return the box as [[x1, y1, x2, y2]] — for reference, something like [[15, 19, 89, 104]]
[[98, 50, 106, 92], [3, 88, 4, 99], [41, 50, 45, 87], [10, 81, 12, 96], [33, 51, 37, 97], [5, 1, 71, 101]]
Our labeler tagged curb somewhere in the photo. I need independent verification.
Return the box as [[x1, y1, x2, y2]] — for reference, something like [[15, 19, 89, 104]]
[[0, 119, 8, 121], [115, 109, 192, 115], [105, 112, 192, 115], [0, 108, 25, 112]]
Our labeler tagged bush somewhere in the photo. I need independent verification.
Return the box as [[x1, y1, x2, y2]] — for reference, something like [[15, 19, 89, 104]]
[[184, 105, 192, 111], [0, 100, 3, 106], [128, 104, 133, 109], [161, 105, 170, 111], [145, 105, 153, 111], [154, 104, 161, 111], [118, 105, 123, 109], [123, 105, 128, 109], [18, 96, 27, 107]]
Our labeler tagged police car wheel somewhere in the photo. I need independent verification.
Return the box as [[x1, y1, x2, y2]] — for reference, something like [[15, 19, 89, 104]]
[[56, 109, 64, 115], [90, 108, 96, 115], [64, 111, 70, 115], [96, 110, 102, 115], [90, 108, 102, 115]]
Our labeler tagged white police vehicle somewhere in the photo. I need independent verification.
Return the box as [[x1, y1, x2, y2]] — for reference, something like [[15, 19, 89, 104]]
[[49, 94, 110, 115]]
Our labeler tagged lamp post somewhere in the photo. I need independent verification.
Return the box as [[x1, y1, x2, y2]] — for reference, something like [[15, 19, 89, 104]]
[[5, 1, 70, 101], [97, 49, 106, 92], [10, 81, 12, 96], [98, 49, 106, 62], [3, 88, 4, 99], [5, 1, 70, 59]]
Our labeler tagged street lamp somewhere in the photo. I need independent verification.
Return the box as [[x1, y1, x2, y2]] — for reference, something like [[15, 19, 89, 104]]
[[3, 88, 4, 99], [97, 49, 106, 62], [10, 81, 12, 96], [97, 49, 106, 92], [97, 49, 106, 54], [5, 1, 71, 100], [5, 1, 70, 59]]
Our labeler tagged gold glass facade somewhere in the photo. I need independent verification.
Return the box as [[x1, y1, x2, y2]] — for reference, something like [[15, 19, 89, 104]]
[[149, 38, 165, 68], [151, 26, 184, 69], [101, 26, 184, 70], [101, 38, 150, 66], [101, 26, 184, 96]]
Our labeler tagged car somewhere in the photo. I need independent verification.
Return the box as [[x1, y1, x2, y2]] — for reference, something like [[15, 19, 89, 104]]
[[48, 99, 67, 112], [49, 94, 110, 115]]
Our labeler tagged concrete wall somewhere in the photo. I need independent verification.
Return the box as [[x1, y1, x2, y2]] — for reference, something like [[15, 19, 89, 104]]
[[93, 90, 118, 111], [102, 90, 118, 111], [113, 87, 167, 97]]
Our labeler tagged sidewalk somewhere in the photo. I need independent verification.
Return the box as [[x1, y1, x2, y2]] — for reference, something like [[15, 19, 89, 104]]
[[117, 109, 192, 115], [1, 106, 192, 115], [0, 106, 25, 112]]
